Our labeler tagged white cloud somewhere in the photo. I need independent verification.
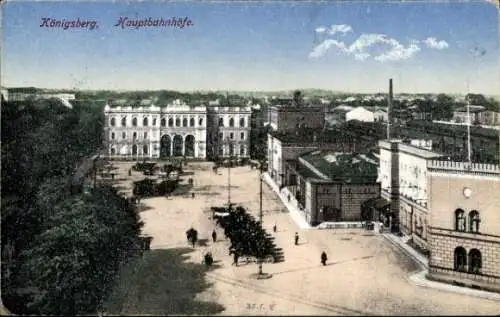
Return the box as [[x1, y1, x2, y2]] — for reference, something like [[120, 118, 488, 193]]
[[315, 26, 326, 34], [423, 37, 449, 50], [354, 53, 371, 61], [308, 39, 347, 59], [328, 24, 353, 35], [374, 42, 421, 62]]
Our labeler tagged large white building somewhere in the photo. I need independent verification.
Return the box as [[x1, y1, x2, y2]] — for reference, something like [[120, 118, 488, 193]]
[[104, 99, 251, 160]]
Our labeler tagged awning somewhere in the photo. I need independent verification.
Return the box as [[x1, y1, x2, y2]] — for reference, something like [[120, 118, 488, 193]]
[[363, 197, 390, 209]]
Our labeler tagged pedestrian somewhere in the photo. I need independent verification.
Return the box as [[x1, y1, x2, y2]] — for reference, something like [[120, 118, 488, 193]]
[[192, 192, 195, 199], [204, 252, 213, 267], [212, 230, 217, 242], [128, 169, 132, 176], [321, 251, 328, 266], [273, 223, 277, 233], [232, 252, 239, 266], [294, 232, 299, 245]]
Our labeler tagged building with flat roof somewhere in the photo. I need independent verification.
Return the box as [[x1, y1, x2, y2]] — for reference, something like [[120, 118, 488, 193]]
[[282, 150, 380, 226], [268, 103, 325, 131]]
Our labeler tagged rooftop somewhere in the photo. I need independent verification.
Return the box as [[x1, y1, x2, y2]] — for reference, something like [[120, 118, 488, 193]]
[[298, 150, 379, 183], [270, 127, 373, 145]]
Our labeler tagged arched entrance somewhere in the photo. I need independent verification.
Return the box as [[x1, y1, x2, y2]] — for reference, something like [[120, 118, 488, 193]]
[[160, 134, 171, 159], [185, 135, 195, 157], [173, 135, 183, 156]]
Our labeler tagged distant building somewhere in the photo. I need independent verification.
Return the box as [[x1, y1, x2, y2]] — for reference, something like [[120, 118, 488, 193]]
[[453, 105, 485, 124], [268, 103, 325, 131], [427, 160, 500, 292], [282, 150, 380, 226], [374, 108, 388, 122], [325, 105, 353, 124], [6, 87, 39, 101], [345, 106, 375, 122]]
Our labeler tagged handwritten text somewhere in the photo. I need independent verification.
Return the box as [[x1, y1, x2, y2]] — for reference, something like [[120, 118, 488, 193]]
[[114, 16, 193, 29], [40, 18, 98, 30]]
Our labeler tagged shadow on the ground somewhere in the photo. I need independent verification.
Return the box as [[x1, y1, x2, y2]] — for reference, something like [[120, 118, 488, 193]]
[[137, 203, 154, 212], [272, 255, 375, 276], [170, 184, 194, 196], [180, 171, 195, 176], [197, 239, 210, 247], [103, 248, 225, 316]]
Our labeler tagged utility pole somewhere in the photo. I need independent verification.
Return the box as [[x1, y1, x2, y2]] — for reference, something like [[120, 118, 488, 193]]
[[258, 163, 263, 275]]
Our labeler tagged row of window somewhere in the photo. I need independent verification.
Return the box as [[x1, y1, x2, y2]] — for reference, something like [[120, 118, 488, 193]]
[[110, 144, 150, 155], [218, 117, 247, 127], [218, 132, 246, 141], [455, 209, 480, 233], [218, 144, 246, 156], [454, 247, 482, 274], [111, 131, 149, 140], [110, 117, 205, 128]]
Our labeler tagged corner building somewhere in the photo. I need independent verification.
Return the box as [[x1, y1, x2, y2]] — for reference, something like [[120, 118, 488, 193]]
[[427, 161, 500, 292]]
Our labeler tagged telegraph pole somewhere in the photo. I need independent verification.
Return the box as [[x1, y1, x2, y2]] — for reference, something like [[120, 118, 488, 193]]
[[258, 163, 263, 275]]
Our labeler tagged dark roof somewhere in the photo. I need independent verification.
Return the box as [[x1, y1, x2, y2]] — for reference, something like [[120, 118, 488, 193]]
[[363, 197, 390, 209], [299, 150, 379, 184]]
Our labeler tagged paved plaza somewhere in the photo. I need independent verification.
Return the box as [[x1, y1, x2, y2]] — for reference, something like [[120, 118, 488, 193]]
[[104, 162, 500, 316]]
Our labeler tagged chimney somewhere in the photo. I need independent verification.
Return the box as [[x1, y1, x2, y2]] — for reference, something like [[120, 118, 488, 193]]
[[387, 78, 393, 140]]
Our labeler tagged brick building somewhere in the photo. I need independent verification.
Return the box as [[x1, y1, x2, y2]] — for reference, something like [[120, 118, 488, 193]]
[[268, 102, 325, 131], [427, 160, 500, 292], [282, 150, 380, 226]]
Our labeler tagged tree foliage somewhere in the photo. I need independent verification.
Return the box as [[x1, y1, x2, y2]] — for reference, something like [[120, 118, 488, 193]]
[[1, 98, 144, 315]]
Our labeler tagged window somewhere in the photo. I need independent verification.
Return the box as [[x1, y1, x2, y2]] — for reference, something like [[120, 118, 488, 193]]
[[168, 118, 174, 127], [190, 118, 195, 127], [153, 118, 157, 126], [144, 132, 148, 139], [454, 247, 467, 272], [229, 118, 235, 127], [161, 118, 166, 127], [111, 132, 115, 140], [468, 249, 482, 274], [240, 118, 245, 127], [111, 147, 116, 155], [143, 144, 148, 155], [133, 132, 137, 139], [176, 118, 181, 127], [219, 146, 224, 156], [122, 132, 126, 139], [455, 209, 466, 232], [229, 143, 234, 156], [132, 117, 138, 127], [469, 210, 480, 233], [219, 132, 223, 140], [110, 117, 116, 126], [121, 117, 126, 126], [230, 133, 234, 140], [240, 145, 245, 156], [199, 118, 203, 126], [143, 117, 148, 126], [240, 132, 245, 140], [183, 118, 188, 127], [132, 144, 138, 155], [218, 118, 224, 127]]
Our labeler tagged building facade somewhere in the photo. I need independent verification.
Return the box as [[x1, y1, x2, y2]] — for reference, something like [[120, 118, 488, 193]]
[[104, 99, 251, 160], [378, 140, 443, 243], [268, 104, 325, 131], [427, 160, 500, 292], [283, 150, 380, 226]]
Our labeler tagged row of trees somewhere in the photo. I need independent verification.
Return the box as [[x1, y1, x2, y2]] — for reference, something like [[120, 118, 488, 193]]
[[214, 206, 282, 263], [1, 98, 144, 315]]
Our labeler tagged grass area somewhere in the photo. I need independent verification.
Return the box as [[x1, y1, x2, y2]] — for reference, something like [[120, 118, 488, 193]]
[[102, 248, 225, 316]]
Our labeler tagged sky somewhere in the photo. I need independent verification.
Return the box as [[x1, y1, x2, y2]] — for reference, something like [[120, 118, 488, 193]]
[[1, 0, 499, 94]]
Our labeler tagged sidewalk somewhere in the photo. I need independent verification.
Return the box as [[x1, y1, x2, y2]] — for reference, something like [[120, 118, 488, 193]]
[[383, 233, 500, 302], [262, 173, 312, 230]]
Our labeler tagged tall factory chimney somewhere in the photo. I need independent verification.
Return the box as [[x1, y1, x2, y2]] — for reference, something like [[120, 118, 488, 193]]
[[387, 78, 393, 140]]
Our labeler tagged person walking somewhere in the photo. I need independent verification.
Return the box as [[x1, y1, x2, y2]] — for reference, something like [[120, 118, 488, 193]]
[[294, 232, 299, 245], [212, 230, 217, 243], [321, 251, 328, 266], [273, 223, 277, 233]]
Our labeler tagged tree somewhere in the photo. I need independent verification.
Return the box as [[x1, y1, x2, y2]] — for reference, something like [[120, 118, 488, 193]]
[[433, 94, 455, 121]]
